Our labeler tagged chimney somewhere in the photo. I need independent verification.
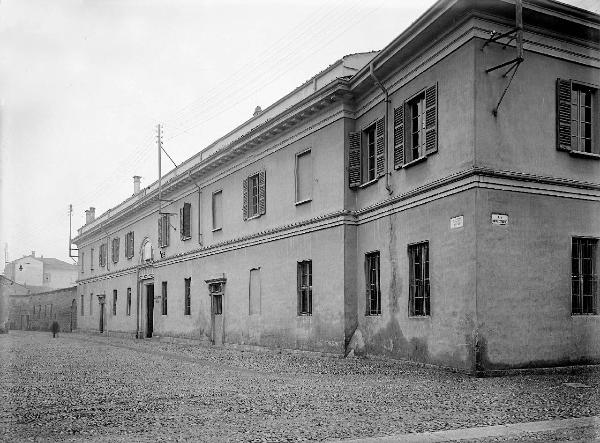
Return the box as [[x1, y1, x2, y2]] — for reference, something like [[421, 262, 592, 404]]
[[253, 106, 263, 117], [85, 207, 96, 224], [133, 176, 141, 194]]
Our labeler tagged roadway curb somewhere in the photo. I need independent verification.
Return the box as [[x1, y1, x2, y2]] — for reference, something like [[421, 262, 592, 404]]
[[335, 416, 600, 442]]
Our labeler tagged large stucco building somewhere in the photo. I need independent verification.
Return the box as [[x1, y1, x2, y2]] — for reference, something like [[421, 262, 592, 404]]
[[73, 0, 599, 374]]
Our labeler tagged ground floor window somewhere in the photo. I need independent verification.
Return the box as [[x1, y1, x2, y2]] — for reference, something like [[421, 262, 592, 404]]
[[297, 260, 312, 315], [126, 288, 131, 316], [162, 282, 168, 315], [409, 241, 430, 317], [184, 278, 191, 316], [572, 237, 597, 315], [112, 290, 117, 315], [365, 252, 381, 315]]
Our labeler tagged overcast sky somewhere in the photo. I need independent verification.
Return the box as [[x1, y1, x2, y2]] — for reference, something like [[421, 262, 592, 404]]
[[0, 0, 597, 270]]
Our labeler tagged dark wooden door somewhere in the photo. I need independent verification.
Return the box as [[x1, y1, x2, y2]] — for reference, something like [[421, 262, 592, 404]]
[[146, 284, 154, 338]]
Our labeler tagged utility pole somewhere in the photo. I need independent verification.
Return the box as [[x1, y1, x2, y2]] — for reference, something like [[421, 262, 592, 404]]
[[157, 124, 162, 215], [4, 243, 8, 266], [68, 204, 78, 259]]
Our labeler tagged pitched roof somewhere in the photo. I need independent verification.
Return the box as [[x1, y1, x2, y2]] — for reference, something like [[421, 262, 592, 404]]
[[37, 257, 78, 270]]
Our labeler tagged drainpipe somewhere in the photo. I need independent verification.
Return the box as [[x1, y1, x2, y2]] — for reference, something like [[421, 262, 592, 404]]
[[135, 265, 140, 338], [369, 63, 393, 195]]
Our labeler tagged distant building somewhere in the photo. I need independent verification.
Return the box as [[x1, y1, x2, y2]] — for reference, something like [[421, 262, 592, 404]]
[[8, 286, 78, 333], [3, 252, 78, 290], [74, 0, 599, 374]]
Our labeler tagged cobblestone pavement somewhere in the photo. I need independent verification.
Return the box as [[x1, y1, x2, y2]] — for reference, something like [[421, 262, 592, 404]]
[[0, 331, 599, 442]]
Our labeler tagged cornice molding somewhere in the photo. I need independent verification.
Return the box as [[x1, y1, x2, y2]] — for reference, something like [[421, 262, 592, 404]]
[[77, 168, 599, 285]]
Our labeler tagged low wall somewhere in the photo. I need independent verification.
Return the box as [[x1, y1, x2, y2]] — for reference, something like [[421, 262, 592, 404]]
[[9, 287, 77, 333]]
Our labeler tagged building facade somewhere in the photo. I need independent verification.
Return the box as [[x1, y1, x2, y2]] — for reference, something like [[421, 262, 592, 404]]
[[4, 253, 78, 290], [73, 0, 600, 374]]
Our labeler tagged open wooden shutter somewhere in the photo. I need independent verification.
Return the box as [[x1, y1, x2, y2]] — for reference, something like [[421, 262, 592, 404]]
[[165, 215, 170, 246], [242, 178, 248, 220], [375, 117, 386, 177], [348, 131, 361, 188], [425, 83, 438, 155], [393, 104, 405, 168], [258, 170, 266, 216], [557, 78, 572, 151], [179, 207, 184, 239], [158, 216, 163, 247], [130, 232, 134, 257]]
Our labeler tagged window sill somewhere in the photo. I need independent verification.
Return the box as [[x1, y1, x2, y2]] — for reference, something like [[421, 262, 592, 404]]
[[297, 313, 312, 317], [409, 315, 431, 319], [571, 313, 598, 317], [295, 198, 312, 206], [365, 313, 382, 317], [246, 214, 261, 221], [212, 227, 222, 233], [359, 179, 378, 189], [401, 156, 428, 169], [569, 150, 600, 160], [181, 236, 192, 241]]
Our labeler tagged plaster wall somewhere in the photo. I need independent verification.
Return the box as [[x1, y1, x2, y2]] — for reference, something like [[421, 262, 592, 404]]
[[10, 257, 43, 287], [356, 189, 477, 371], [475, 189, 600, 370], [474, 39, 600, 182]]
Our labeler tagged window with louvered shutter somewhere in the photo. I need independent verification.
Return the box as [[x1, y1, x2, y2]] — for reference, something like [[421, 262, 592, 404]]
[[557, 78, 598, 155], [158, 216, 163, 247], [212, 190, 223, 230], [158, 214, 169, 248], [242, 177, 249, 220], [393, 104, 405, 168], [125, 231, 134, 259], [375, 117, 386, 177], [348, 131, 361, 188], [424, 83, 438, 155], [258, 171, 266, 216], [112, 238, 119, 263], [180, 203, 191, 240]]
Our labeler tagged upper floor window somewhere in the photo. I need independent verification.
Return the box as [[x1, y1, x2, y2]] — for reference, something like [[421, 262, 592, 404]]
[[142, 239, 153, 262], [212, 190, 223, 231], [180, 202, 191, 241], [348, 118, 385, 188], [158, 214, 170, 248], [557, 79, 599, 156], [295, 150, 312, 204], [90, 248, 95, 271], [99, 243, 107, 268], [393, 83, 438, 168], [243, 171, 266, 220], [80, 252, 84, 273], [365, 251, 381, 315], [111, 237, 120, 264], [125, 231, 135, 259], [409, 241, 430, 317], [572, 237, 597, 315]]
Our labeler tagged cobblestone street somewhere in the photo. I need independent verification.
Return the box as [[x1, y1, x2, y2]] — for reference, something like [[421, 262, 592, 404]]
[[1, 331, 599, 442]]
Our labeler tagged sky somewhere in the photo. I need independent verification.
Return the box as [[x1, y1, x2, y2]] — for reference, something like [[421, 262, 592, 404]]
[[0, 0, 597, 270]]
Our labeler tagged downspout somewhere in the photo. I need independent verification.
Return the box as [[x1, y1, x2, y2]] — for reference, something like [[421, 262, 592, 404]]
[[369, 63, 393, 195], [188, 171, 203, 246], [135, 265, 140, 338]]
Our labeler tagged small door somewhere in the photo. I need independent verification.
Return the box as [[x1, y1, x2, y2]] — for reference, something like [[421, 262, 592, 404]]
[[146, 284, 154, 338], [211, 293, 223, 346]]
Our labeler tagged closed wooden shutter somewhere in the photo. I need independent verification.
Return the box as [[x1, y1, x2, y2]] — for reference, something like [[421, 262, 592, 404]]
[[375, 117, 386, 177], [348, 131, 361, 188], [165, 215, 170, 246], [130, 232, 134, 257], [557, 78, 572, 151], [242, 178, 248, 220], [158, 216, 163, 247], [184, 203, 191, 238], [258, 170, 266, 215], [393, 104, 405, 168], [424, 83, 438, 155]]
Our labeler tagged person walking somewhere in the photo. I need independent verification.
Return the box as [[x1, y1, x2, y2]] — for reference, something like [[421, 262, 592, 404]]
[[51, 321, 59, 338]]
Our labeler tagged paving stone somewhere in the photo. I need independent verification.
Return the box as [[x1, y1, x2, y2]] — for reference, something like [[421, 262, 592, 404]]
[[1, 331, 599, 442]]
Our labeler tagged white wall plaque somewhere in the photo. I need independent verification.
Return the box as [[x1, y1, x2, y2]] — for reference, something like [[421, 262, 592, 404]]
[[450, 215, 463, 229], [491, 213, 508, 225]]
